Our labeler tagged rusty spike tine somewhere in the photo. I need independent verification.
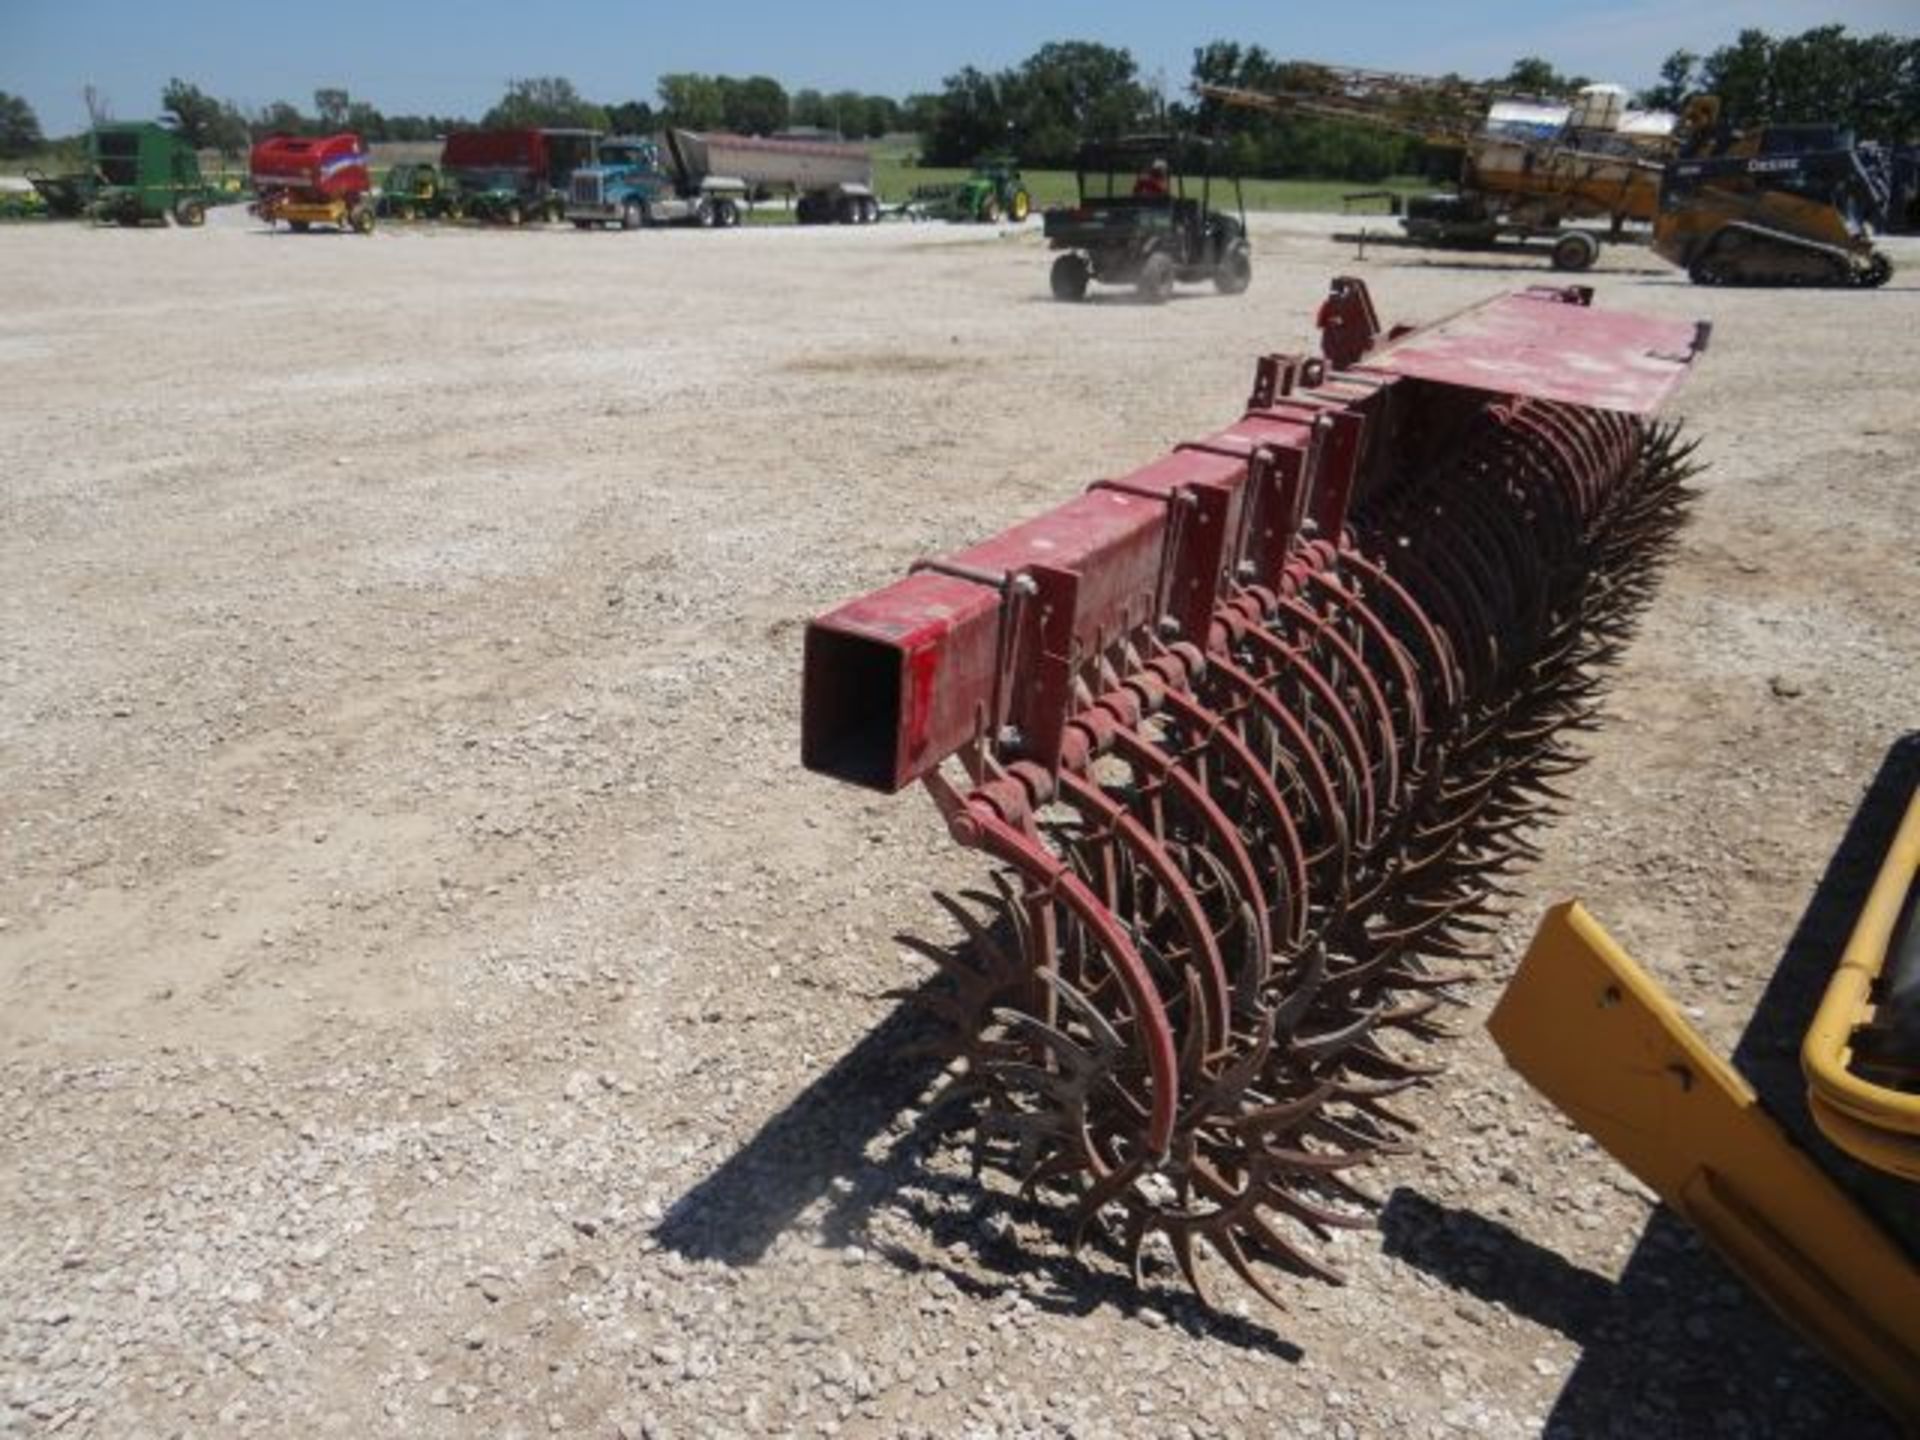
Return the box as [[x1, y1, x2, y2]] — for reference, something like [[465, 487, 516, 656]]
[[1291, 1006, 1384, 1062], [1266, 1186, 1376, 1237], [1332, 1072, 1426, 1102], [1269, 938, 1330, 1034], [1122, 1206, 1152, 1287], [1020, 1151, 1090, 1201], [1068, 1156, 1150, 1252], [1230, 1081, 1339, 1136], [986, 1060, 1099, 1109], [1343, 1045, 1446, 1083], [1350, 1094, 1420, 1130], [1241, 1210, 1348, 1286], [1202, 1228, 1293, 1313], [990, 1009, 1113, 1081], [1167, 1226, 1214, 1308]]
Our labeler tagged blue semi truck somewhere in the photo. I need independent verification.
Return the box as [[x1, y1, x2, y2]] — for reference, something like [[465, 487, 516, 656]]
[[565, 129, 876, 229]]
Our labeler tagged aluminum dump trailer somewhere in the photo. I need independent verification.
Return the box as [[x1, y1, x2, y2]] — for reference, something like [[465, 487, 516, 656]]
[[665, 128, 877, 224]]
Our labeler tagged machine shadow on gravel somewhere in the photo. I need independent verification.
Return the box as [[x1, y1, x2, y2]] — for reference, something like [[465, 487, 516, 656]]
[[653, 985, 947, 1266], [1384, 734, 1919, 1437], [653, 918, 1306, 1361]]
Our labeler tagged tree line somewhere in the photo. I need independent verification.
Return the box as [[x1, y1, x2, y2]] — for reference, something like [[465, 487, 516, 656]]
[[1637, 25, 1919, 138], [3, 23, 1912, 170]]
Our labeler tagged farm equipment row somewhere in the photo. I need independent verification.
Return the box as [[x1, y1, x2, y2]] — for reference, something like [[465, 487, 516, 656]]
[[1205, 65, 1897, 286], [801, 277, 1707, 1306]]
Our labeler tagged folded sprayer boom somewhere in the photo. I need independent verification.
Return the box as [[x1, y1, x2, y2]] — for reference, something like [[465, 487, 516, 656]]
[[801, 279, 1707, 1304]]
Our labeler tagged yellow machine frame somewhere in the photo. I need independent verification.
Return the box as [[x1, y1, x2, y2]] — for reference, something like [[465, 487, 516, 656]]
[[1805, 790, 1920, 1180], [1491, 887, 1920, 1424]]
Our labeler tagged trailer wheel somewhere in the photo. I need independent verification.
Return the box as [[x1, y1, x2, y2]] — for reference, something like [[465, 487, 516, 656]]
[[350, 203, 376, 236], [503, 202, 522, 227], [173, 199, 205, 228], [1050, 253, 1091, 302], [1551, 230, 1599, 272], [979, 194, 1003, 224], [620, 200, 642, 231]]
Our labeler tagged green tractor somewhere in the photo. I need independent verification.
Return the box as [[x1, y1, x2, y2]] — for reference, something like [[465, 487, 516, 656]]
[[912, 154, 1033, 223], [378, 162, 458, 220], [87, 122, 217, 227]]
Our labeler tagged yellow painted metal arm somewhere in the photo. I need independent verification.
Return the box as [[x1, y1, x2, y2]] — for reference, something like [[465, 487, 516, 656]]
[[1491, 901, 1920, 1426], [1804, 787, 1920, 1180]]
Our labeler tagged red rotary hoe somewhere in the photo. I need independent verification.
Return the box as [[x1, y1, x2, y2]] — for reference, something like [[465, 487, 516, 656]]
[[801, 278, 1708, 1307]]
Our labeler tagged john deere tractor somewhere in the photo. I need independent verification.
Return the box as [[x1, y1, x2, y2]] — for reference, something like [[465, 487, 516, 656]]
[[913, 154, 1033, 223]]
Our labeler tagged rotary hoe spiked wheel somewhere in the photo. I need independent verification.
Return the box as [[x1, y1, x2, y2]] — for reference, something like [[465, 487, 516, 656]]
[[801, 279, 1708, 1309]]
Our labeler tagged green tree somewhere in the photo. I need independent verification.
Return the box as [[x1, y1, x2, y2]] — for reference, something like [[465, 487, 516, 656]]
[[1701, 28, 1776, 128], [720, 75, 787, 134], [606, 100, 656, 135], [790, 88, 827, 129], [859, 95, 900, 138], [925, 65, 1007, 164], [657, 73, 723, 129], [0, 91, 44, 158], [1014, 40, 1152, 153], [345, 101, 384, 141], [1638, 50, 1699, 111], [161, 78, 226, 148], [900, 92, 942, 138], [825, 90, 867, 137], [484, 76, 606, 130], [255, 100, 306, 136], [314, 87, 350, 130], [1501, 57, 1588, 98]]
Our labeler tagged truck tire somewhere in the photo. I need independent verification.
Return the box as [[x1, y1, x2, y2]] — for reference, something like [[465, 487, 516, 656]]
[[713, 198, 741, 228], [1050, 253, 1091, 302], [173, 198, 206, 228], [694, 199, 716, 228], [1136, 252, 1175, 304], [620, 201, 642, 231], [836, 195, 861, 225], [503, 202, 522, 227], [1551, 230, 1599, 272], [860, 197, 879, 225], [795, 195, 817, 225], [350, 202, 376, 235]]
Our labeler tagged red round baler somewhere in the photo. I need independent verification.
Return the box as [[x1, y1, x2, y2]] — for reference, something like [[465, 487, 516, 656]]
[[249, 133, 375, 234]]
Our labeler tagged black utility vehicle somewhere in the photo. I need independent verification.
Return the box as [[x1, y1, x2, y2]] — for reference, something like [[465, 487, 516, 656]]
[[1043, 135, 1252, 303]]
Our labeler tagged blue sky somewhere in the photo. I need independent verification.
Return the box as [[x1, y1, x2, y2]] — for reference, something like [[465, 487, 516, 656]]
[[3, 0, 1911, 135]]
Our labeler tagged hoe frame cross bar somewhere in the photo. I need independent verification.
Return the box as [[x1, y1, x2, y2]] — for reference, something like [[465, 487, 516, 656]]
[[801, 282, 1702, 795]]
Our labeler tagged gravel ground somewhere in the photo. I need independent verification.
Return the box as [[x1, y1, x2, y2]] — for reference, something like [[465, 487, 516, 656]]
[[1, 212, 1916, 1439]]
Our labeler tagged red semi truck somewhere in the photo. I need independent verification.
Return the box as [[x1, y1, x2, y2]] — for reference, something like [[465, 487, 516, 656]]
[[250, 132, 376, 234], [441, 128, 598, 224]]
